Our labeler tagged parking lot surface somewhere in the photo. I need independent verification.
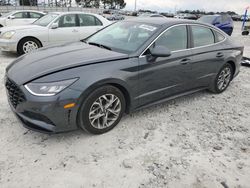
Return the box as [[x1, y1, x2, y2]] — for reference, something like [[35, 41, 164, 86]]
[[0, 22, 250, 188]]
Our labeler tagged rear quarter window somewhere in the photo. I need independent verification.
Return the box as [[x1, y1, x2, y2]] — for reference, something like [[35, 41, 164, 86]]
[[215, 31, 226, 42]]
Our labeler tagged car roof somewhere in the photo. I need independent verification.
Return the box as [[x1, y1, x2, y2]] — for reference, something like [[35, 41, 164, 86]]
[[50, 12, 98, 16], [126, 17, 201, 26], [11, 10, 44, 13]]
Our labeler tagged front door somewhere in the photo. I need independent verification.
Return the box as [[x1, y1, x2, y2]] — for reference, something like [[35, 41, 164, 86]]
[[138, 25, 193, 107], [48, 14, 80, 45]]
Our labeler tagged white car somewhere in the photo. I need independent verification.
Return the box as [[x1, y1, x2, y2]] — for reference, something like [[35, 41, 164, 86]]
[[0, 10, 45, 27], [0, 12, 111, 54]]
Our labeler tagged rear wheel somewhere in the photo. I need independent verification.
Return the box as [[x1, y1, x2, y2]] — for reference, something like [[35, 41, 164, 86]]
[[17, 38, 42, 55], [78, 85, 125, 134], [209, 63, 233, 93]]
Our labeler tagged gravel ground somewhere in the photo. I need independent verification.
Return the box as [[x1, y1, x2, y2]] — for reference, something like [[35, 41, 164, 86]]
[[0, 22, 250, 188]]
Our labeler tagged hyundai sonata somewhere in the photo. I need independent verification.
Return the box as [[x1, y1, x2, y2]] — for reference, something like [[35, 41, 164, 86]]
[[5, 18, 243, 134]]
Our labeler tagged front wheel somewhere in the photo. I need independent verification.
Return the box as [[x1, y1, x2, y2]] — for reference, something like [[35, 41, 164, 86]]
[[209, 63, 233, 93], [78, 85, 126, 134], [17, 38, 41, 55]]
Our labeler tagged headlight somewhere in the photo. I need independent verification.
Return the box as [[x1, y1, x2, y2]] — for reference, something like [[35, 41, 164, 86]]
[[24, 78, 78, 96], [1, 31, 15, 39]]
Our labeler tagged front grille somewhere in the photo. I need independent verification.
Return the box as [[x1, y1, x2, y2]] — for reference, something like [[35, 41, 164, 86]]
[[5, 78, 26, 108]]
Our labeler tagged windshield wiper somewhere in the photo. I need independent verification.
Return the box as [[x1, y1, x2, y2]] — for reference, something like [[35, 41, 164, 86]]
[[88, 42, 112, 51]]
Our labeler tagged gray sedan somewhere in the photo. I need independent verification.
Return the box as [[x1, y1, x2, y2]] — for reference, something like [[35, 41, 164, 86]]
[[5, 18, 243, 134]]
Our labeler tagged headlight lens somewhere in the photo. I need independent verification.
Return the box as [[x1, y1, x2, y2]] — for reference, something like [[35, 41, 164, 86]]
[[1, 31, 16, 39], [24, 78, 78, 96]]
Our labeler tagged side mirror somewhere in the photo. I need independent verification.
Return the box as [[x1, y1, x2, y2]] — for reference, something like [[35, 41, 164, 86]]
[[150, 46, 171, 57], [51, 23, 59, 29], [8, 15, 15, 19]]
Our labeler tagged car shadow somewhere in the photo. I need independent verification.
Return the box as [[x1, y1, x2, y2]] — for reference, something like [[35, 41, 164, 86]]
[[0, 51, 19, 59]]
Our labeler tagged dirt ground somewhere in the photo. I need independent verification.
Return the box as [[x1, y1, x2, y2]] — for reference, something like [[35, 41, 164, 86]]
[[0, 22, 250, 188]]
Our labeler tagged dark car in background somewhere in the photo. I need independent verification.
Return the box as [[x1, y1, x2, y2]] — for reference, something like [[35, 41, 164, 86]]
[[160, 13, 174, 18], [107, 13, 125, 21], [231, 14, 241, 21], [5, 18, 243, 134], [241, 15, 250, 21], [184, 14, 198, 20], [198, 14, 234, 35]]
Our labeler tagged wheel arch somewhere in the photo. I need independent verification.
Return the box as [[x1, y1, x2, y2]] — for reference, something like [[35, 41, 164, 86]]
[[17, 36, 43, 51], [78, 78, 133, 114], [226, 60, 236, 78]]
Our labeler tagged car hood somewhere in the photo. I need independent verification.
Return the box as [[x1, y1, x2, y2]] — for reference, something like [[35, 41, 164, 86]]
[[6, 42, 129, 85], [0, 25, 43, 32]]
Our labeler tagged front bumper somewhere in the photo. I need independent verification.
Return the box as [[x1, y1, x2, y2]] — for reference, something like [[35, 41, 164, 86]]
[[5, 78, 83, 134], [0, 38, 17, 52]]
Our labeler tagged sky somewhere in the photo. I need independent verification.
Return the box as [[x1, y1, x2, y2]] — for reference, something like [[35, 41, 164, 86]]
[[124, 0, 250, 14]]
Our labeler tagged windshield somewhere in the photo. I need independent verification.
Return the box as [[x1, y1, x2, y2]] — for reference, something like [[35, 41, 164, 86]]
[[33, 13, 59, 27], [198, 16, 217, 24], [86, 21, 159, 54]]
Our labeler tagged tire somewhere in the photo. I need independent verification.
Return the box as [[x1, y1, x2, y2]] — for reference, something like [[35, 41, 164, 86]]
[[209, 63, 233, 93], [0, 25, 3, 28], [78, 85, 126, 134], [17, 37, 41, 55], [242, 31, 249, 36]]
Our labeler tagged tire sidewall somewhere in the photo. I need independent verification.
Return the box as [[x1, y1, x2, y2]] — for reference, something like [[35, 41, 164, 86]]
[[78, 85, 126, 134]]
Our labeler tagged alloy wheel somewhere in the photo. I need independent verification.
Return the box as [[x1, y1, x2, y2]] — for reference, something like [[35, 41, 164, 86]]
[[217, 67, 232, 91], [89, 94, 121, 129], [23, 41, 39, 54]]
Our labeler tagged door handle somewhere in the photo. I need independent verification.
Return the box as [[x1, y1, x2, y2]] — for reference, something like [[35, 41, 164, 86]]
[[216, 52, 224, 58], [180, 58, 191, 65]]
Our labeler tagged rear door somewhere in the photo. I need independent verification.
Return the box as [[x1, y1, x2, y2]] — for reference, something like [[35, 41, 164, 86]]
[[189, 25, 226, 87], [77, 14, 103, 40], [48, 14, 80, 45], [138, 25, 193, 106]]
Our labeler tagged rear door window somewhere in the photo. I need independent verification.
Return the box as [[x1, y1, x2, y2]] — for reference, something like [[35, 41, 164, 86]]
[[29, 12, 44, 19], [78, 14, 103, 26], [191, 25, 215, 47]]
